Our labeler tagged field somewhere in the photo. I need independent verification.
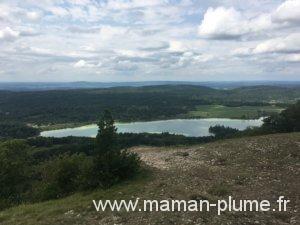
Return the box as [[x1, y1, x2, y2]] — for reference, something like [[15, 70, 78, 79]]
[[1, 132, 299, 225], [187, 105, 284, 119]]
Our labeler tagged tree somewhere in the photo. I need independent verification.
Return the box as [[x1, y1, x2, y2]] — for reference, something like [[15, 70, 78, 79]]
[[262, 101, 300, 133], [0, 122, 40, 139], [209, 125, 239, 139], [95, 110, 118, 156], [92, 110, 140, 188], [0, 140, 32, 208]]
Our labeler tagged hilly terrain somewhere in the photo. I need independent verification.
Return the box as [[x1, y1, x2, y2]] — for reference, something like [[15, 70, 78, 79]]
[[0, 132, 299, 225], [1, 81, 300, 91], [0, 85, 299, 125]]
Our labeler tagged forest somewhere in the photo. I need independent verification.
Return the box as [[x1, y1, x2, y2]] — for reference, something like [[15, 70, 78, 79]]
[[0, 85, 299, 125]]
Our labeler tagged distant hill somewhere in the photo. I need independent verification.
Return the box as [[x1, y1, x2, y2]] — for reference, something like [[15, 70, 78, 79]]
[[0, 81, 300, 91]]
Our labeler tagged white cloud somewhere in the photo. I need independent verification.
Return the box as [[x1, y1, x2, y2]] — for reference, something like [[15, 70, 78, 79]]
[[198, 7, 250, 39], [0, 3, 13, 20], [74, 60, 88, 68], [99, 25, 128, 40], [0, 27, 20, 41], [272, 0, 300, 24], [73, 59, 96, 68], [106, 0, 162, 10], [193, 54, 214, 63], [198, 6, 277, 40], [26, 11, 42, 21], [253, 33, 300, 54], [0, 0, 299, 82], [168, 40, 187, 52], [282, 54, 300, 62], [231, 47, 253, 56], [115, 49, 150, 58], [48, 6, 69, 17]]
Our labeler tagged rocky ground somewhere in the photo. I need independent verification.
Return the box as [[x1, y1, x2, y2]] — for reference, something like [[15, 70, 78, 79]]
[[0, 133, 299, 225]]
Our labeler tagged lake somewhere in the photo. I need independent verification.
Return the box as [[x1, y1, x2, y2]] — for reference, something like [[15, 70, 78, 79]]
[[40, 118, 264, 138]]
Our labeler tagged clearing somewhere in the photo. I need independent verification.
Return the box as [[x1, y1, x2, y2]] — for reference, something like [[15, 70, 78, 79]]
[[187, 105, 284, 119]]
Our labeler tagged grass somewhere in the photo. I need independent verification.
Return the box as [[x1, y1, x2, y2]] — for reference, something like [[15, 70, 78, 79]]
[[0, 169, 152, 225], [187, 105, 284, 119]]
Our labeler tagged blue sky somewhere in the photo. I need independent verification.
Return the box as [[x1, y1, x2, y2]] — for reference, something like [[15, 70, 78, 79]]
[[0, 0, 299, 82]]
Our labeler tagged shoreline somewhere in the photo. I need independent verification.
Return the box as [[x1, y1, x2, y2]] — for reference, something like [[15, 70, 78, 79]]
[[37, 115, 267, 132], [40, 117, 264, 138]]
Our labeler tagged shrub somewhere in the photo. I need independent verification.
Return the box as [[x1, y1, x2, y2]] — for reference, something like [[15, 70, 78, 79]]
[[33, 153, 91, 200]]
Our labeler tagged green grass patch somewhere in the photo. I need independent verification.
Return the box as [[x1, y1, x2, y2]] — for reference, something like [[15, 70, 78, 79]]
[[187, 105, 284, 119]]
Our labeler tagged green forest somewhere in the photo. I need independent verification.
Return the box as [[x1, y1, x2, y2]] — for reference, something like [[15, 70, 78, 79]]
[[0, 85, 299, 126]]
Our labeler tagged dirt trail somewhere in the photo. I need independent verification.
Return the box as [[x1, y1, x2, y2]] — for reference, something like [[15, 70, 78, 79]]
[[132, 146, 206, 170]]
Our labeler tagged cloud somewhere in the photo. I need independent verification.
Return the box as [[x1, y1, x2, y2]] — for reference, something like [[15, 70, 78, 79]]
[[198, 6, 274, 40], [25, 11, 43, 21], [67, 26, 100, 33], [232, 33, 300, 63], [282, 54, 300, 62], [168, 40, 187, 52], [113, 60, 138, 71], [48, 6, 69, 17], [0, 27, 20, 41], [0, 3, 43, 23], [99, 25, 129, 40], [198, 7, 249, 39], [106, 0, 163, 10], [272, 0, 300, 24], [253, 33, 300, 54], [284, 54, 300, 62], [139, 42, 169, 51], [0, 3, 14, 21], [193, 54, 214, 63], [231, 47, 253, 57], [73, 59, 96, 68], [0, 0, 299, 82]]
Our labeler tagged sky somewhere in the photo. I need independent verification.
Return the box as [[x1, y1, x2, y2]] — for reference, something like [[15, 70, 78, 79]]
[[0, 0, 300, 82]]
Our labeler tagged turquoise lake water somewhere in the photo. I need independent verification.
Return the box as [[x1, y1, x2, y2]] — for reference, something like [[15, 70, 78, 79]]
[[41, 118, 264, 137]]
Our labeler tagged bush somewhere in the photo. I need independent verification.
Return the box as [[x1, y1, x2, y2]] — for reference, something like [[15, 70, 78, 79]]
[[91, 149, 140, 188], [32, 153, 92, 200]]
